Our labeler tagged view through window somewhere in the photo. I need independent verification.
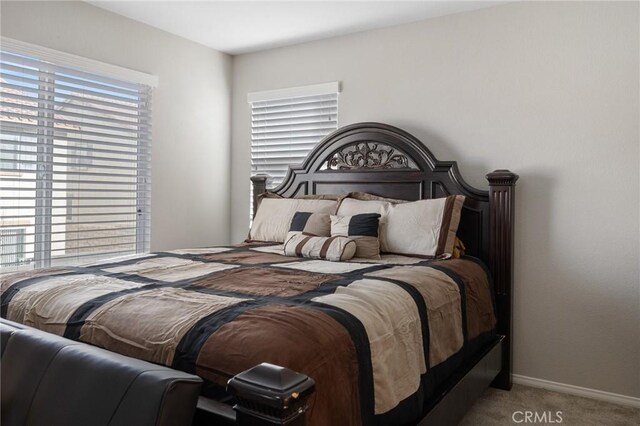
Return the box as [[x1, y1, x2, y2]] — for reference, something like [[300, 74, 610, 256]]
[[0, 49, 152, 271]]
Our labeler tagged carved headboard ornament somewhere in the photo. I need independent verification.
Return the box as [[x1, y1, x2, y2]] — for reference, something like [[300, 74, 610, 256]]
[[326, 141, 415, 170]]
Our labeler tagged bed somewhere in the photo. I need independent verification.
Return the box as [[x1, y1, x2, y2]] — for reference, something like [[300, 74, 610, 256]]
[[0, 122, 518, 426]]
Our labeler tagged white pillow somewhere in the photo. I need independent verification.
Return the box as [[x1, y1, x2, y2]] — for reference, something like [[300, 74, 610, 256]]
[[381, 196, 465, 258], [249, 198, 338, 243]]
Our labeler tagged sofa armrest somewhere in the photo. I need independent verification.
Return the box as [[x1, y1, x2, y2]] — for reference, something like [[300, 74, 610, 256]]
[[0, 319, 202, 426]]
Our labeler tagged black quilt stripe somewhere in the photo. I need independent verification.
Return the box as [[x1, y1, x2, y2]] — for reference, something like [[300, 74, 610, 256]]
[[308, 301, 376, 426], [429, 265, 469, 343], [64, 283, 162, 339], [363, 276, 431, 368], [172, 299, 265, 373]]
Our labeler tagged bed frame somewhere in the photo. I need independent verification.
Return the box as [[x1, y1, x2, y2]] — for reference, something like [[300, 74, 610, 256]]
[[199, 122, 517, 425]]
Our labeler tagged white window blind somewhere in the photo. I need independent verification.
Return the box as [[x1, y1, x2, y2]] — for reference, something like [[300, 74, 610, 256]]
[[0, 47, 153, 271], [249, 83, 339, 215]]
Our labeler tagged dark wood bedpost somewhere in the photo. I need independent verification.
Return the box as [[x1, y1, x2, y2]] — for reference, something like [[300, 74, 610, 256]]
[[227, 363, 316, 426], [486, 169, 519, 391], [250, 175, 268, 218], [195, 363, 315, 426]]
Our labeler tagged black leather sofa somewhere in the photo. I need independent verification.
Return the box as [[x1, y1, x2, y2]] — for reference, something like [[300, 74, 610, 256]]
[[0, 319, 202, 426]]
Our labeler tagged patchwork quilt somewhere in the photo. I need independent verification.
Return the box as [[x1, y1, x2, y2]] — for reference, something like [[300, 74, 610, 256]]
[[0, 243, 496, 426]]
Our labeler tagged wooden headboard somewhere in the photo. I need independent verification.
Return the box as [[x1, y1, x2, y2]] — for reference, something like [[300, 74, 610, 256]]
[[251, 122, 518, 389]]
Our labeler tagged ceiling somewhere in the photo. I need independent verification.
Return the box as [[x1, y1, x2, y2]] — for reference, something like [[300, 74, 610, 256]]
[[88, 1, 504, 55]]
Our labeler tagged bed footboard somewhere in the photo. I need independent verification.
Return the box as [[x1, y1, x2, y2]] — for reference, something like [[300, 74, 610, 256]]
[[195, 363, 316, 426]]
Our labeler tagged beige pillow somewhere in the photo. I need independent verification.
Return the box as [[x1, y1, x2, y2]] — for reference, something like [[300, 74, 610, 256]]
[[249, 198, 338, 243], [337, 198, 389, 216], [381, 195, 465, 258]]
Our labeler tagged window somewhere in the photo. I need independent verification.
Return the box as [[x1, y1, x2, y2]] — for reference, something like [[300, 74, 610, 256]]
[[249, 82, 339, 215], [0, 228, 26, 266], [0, 39, 156, 271], [0, 135, 36, 171]]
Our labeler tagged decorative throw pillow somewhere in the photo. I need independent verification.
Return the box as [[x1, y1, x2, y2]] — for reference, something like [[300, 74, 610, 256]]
[[289, 212, 331, 237], [452, 237, 466, 259], [249, 198, 338, 243], [330, 213, 382, 259], [381, 195, 465, 258], [284, 232, 356, 262]]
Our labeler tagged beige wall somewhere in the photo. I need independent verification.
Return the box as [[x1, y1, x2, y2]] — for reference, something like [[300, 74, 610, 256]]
[[231, 2, 640, 398], [1, 1, 233, 251]]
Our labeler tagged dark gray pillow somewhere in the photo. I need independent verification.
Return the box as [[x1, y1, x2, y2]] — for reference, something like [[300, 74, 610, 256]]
[[289, 212, 331, 237]]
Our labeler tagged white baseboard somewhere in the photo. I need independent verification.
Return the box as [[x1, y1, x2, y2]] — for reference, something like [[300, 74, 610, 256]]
[[512, 374, 640, 408]]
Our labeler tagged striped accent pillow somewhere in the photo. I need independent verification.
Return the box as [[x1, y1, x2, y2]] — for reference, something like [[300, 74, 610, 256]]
[[284, 232, 357, 262], [330, 213, 381, 259], [289, 212, 331, 237]]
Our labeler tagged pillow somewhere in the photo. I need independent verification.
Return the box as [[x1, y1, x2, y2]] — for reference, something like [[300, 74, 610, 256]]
[[330, 213, 381, 259], [336, 192, 406, 215], [381, 195, 465, 258], [344, 191, 406, 203], [284, 232, 356, 262], [452, 237, 466, 259], [336, 198, 389, 216], [249, 198, 338, 243], [289, 212, 331, 237], [257, 191, 345, 205]]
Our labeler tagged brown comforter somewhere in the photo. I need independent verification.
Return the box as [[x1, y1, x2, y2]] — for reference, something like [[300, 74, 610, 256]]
[[0, 244, 495, 425]]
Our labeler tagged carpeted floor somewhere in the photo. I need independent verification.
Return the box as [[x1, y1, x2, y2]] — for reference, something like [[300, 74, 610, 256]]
[[459, 384, 640, 425]]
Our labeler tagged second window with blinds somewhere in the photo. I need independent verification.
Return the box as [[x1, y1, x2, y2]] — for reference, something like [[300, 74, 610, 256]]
[[249, 82, 339, 216]]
